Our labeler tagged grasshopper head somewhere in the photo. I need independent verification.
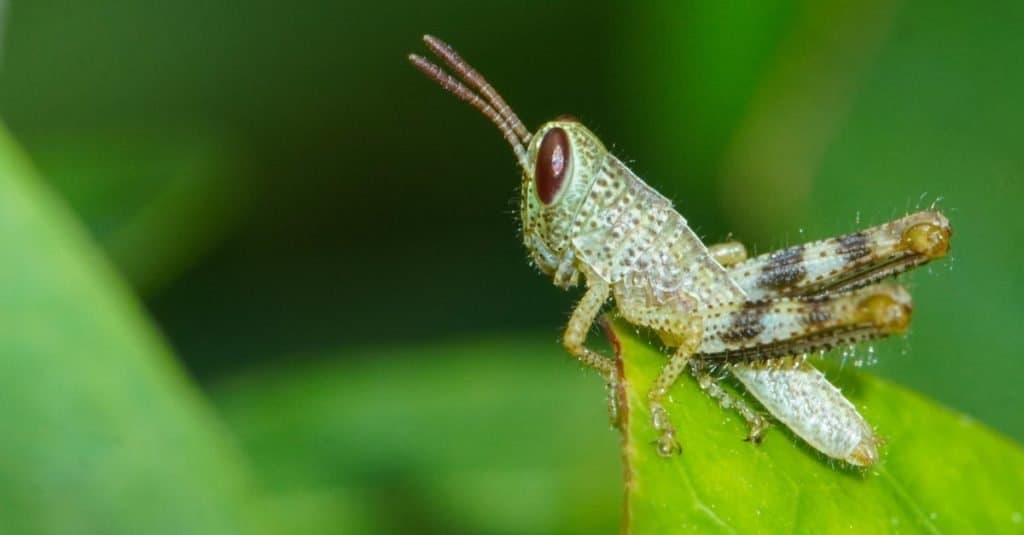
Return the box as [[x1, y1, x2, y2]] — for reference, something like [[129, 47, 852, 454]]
[[519, 119, 607, 276], [409, 36, 606, 280]]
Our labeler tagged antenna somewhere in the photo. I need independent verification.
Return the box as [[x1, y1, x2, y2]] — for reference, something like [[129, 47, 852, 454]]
[[409, 35, 532, 170]]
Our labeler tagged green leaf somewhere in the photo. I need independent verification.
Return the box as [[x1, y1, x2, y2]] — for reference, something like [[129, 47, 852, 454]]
[[0, 122, 259, 533], [614, 322, 1024, 533], [23, 127, 249, 294], [213, 338, 622, 535]]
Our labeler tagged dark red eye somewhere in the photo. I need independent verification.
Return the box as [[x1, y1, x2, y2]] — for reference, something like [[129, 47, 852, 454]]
[[535, 127, 570, 204]]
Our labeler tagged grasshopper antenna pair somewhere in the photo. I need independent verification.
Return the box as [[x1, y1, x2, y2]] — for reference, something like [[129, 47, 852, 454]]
[[409, 35, 531, 170]]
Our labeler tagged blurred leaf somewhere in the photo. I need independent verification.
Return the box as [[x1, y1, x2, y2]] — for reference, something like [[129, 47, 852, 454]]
[[614, 1, 799, 231], [213, 338, 622, 535], [717, 0, 900, 237], [0, 122, 259, 533], [255, 487, 373, 535], [24, 127, 248, 294], [614, 322, 1024, 533]]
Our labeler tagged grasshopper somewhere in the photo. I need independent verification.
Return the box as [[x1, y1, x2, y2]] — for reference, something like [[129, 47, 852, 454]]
[[409, 35, 951, 466]]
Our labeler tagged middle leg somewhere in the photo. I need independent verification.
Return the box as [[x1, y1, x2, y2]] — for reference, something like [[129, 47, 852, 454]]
[[613, 283, 701, 456], [689, 360, 769, 443]]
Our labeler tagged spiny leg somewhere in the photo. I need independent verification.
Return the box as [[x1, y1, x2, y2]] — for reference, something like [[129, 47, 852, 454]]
[[706, 241, 774, 442], [646, 347, 695, 455], [689, 360, 769, 443], [613, 284, 700, 455], [564, 281, 625, 429], [695, 283, 912, 363], [707, 217, 943, 454], [597, 316, 627, 430], [726, 210, 951, 300], [562, 279, 616, 379]]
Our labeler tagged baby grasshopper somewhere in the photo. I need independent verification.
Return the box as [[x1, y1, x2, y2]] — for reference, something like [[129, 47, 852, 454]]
[[409, 35, 951, 466]]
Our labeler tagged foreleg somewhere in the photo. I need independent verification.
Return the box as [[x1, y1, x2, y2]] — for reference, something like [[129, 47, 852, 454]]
[[562, 279, 616, 378]]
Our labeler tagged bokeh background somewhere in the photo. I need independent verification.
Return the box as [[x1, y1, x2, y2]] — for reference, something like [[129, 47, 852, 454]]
[[1, 1, 1021, 533]]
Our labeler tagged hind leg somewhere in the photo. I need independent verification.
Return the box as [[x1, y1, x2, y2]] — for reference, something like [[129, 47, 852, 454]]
[[725, 211, 951, 300]]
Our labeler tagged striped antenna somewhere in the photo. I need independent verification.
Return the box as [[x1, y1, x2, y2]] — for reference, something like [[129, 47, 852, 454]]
[[409, 35, 531, 171]]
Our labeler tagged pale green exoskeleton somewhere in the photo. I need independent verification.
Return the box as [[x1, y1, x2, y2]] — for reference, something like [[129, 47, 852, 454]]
[[410, 35, 951, 466]]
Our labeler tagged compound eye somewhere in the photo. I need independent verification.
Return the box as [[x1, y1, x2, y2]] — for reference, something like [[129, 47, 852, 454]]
[[535, 127, 570, 204]]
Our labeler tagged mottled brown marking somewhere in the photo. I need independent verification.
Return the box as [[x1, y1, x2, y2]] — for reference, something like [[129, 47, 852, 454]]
[[757, 244, 807, 289], [836, 232, 871, 262], [804, 303, 831, 325], [720, 302, 769, 342]]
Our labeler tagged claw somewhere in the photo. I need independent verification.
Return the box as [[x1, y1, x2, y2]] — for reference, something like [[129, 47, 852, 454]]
[[655, 433, 682, 456], [744, 416, 770, 444], [650, 403, 682, 456]]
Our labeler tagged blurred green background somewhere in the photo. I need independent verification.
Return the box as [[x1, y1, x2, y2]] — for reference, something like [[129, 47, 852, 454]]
[[0, 1, 1021, 533]]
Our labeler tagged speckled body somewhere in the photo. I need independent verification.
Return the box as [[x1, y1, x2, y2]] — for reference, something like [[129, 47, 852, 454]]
[[410, 35, 951, 467]]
